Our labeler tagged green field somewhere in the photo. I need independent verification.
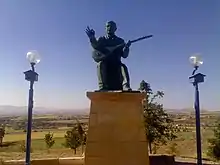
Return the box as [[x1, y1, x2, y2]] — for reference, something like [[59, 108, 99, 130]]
[[1, 129, 84, 161], [158, 128, 213, 158], [0, 112, 219, 163], [0, 127, 215, 161], [4, 130, 66, 142]]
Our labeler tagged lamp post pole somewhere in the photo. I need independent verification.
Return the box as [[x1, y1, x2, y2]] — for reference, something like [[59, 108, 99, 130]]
[[25, 63, 35, 165], [189, 55, 205, 165], [194, 80, 202, 165], [24, 51, 40, 165]]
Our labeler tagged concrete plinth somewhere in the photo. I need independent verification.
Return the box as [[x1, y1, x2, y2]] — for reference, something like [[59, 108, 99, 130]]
[[85, 91, 149, 165]]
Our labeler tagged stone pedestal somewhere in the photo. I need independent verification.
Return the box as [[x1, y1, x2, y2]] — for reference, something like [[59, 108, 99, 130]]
[[84, 91, 149, 165]]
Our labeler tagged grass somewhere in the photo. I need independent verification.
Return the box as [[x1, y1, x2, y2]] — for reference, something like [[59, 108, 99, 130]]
[[158, 128, 213, 158], [47, 119, 89, 123], [47, 120, 76, 123], [0, 149, 83, 161], [0, 126, 216, 162], [0, 129, 85, 161], [4, 130, 66, 142], [14, 115, 58, 120], [1, 137, 65, 152]]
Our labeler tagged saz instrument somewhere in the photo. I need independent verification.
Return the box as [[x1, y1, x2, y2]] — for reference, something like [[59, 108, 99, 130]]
[[92, 35, 153, 63]]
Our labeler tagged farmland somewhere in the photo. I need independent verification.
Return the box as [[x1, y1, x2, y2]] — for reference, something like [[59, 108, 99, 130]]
[[0, 110, 219, 162]]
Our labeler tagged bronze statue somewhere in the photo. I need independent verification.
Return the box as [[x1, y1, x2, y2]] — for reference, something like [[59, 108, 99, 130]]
[[86, 21, 152, 91]]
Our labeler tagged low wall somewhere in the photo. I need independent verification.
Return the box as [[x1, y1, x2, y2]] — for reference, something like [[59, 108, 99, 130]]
[[2, 155, 175, 165], [2, 155, 215, 165], [175, 162, 218, 165], [149, 154, 175, 165], [2, 157, 84, 165]]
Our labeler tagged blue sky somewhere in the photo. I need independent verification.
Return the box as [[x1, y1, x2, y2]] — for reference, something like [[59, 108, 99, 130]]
[[0, 0, 219, 110]]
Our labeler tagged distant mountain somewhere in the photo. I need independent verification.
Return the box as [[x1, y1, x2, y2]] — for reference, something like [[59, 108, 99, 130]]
[[0, 106, 26, 116], [165, 108, 220, 114], [165, 108, 194, 114], [0, 105, 218, 117], [0, 105, 89, 116]]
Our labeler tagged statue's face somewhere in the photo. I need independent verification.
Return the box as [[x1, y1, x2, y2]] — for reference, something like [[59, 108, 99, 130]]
[[105, 22, 117, 35]]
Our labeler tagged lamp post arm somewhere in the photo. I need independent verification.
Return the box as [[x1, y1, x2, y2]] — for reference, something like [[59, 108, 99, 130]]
[[192, 66, 199, 75], [31, 63, 35, 72]]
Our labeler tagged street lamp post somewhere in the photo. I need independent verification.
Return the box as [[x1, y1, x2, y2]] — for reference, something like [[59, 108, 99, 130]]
[[24, 50, 40, 165], [189, 55, 206, 165]]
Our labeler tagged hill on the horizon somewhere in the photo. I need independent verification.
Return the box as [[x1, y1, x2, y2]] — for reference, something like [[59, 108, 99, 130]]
[[0, 105, 218, 117], [0, 105, 89, 116]]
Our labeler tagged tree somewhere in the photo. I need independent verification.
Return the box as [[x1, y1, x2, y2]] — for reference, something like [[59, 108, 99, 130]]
[[20, 140, 27, 152], [0, 126, 5, 147], [139, 80, 177, 154], [44, 132, 55, 152], [75, 119, 86, 154], [19, 140, 33, 153], [168, 142, 178, 156], [64, 127, 81, 154], [207, 120, 220, 160], [83, 132, 87, 146]]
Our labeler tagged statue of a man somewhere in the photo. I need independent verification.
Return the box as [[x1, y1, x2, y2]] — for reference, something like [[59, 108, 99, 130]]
[[86, 21, 132, 91]]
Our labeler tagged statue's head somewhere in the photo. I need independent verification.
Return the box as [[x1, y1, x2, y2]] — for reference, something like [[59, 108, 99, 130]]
[[105, 21, 117, 35]]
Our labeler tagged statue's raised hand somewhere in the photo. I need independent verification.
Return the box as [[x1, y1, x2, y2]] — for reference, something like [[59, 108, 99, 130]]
[[85, 26, 95, 39]]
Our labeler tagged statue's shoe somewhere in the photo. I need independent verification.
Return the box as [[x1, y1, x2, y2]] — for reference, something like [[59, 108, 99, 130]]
[[122, 85, 132, 91], [95, 87, 109, 92]]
